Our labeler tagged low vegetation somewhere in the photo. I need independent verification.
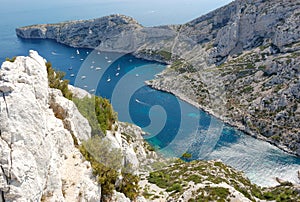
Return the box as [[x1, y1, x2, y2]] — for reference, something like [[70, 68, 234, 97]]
[[73, 96, 117, 135], [147, 160, 300, 201], [5, 56, 17, 62], [46, 62, 117, 135], [46, 62, 73, 100], [80, 136, 139, 201], [46, 62, 139, 200]]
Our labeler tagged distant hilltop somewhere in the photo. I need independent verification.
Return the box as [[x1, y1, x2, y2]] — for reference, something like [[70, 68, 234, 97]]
[[16, 0, 300, 157]]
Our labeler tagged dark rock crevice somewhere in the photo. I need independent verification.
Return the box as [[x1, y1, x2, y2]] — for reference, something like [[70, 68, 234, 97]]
[[1, 92, 9, 118], [0, 190, 5, 202], [0, 163, 7, 202]]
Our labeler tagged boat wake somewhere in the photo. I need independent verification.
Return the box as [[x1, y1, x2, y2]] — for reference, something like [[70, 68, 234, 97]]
[[51, 51, 59, 55], [135, 99, 150, 106]]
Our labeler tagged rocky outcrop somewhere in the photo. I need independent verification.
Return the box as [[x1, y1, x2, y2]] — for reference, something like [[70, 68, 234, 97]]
[[141, 160, 300, 202], [16, 14, 177, 53], [0, 50, 101, 201], [0, 51, 160, 201]]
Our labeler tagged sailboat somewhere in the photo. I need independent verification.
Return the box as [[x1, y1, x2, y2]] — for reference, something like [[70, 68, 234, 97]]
[[76, 50, 80, 55]]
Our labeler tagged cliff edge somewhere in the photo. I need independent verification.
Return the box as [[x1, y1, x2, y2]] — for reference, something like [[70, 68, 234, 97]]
[[0, 50, 101, 201]]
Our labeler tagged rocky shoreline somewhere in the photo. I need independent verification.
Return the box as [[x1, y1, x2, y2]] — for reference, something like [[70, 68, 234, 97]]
[[145, 78, 296, 157], [15, 0, 300, 156]]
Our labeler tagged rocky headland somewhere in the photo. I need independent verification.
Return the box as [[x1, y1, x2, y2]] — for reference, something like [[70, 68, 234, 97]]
[[16, 0, 300, 157]]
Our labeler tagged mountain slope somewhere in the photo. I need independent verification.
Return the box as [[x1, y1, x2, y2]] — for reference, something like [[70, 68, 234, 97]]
[[15, 0, 300, 156]]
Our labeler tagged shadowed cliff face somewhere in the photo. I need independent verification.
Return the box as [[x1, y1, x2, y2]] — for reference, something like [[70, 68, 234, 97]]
[[16, 0, 300, 63], [15, 1, 300, 156]]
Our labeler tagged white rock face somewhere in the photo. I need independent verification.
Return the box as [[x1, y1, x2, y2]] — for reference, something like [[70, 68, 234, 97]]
[[0, 50, 100, 201]]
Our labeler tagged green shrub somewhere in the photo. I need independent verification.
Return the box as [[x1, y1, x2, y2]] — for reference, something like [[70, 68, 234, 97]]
[[148, 171, 170, 188], [73, 96, 117, 135], [80, 136, 120, 197], [5, 56, 17, 62], [157, 50, 172, 60], [117, 172, 140, 200], [46, 62, 73, 100], [80, 136, 139, 200], [166, 183, 182, 192], [181, 152, 192, 160]]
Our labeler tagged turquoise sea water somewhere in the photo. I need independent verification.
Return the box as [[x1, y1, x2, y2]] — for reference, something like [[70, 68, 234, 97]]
[[0, 0, 299, 187]]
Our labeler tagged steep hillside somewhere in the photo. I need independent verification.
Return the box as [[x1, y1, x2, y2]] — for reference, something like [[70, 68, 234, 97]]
[[15, 0, 300, 164], [148, 0, 300, 155], [0, 51, 156, 201], [0, 51, 101, 201]]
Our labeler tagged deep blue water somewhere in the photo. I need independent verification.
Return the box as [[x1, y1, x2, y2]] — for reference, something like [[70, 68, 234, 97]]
[[0, 0, 300, 187]]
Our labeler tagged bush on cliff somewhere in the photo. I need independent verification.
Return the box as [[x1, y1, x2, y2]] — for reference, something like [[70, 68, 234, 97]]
[[73, 96, 117, 135], [46, 62, 117, 135], [46, 62, 73, 100], [80, 136, 139, 200]]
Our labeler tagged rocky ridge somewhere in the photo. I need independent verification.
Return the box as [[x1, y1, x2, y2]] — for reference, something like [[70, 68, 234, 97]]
[[0, 50, 100, 201], [15, 0, 300, 156], [0, 51, 156, 201]]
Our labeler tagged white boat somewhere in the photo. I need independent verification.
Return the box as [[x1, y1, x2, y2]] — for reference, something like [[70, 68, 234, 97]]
[[86, 51, 89, 54], [105, 56, 108, 60], [90, 65, 94, 69], [107, 76, 111, 82], [136, 74, 139, 77], [107, 60, 112, 63], [115, 72, 119, 76], [51, 51, 58, 55], [92, 61, 95, 64], [70, 56, 75, 59], [97, 51, 100, 55], [129, 59, 132, 62], [81, 75, 86, 80], [76, 50, 80, 55], [68, 66, 73, 70], [80, 58, 84, 61], [95, 67, 101, 71], [117, 65, 120, 71], [89, 89, 95, 92], [70, 74, 75, 77], [84, 85, 88, 88]]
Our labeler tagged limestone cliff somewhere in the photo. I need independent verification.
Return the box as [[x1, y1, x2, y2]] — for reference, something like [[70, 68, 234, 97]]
[[0, 50, 100, 201], [0, 50, 158, 201], [15, 1, 300, 157]]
